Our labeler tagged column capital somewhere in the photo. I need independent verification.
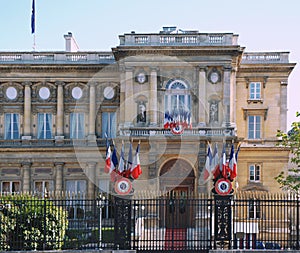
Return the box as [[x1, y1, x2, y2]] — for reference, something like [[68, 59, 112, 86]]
[[223, 65, 232, 71], [23, 81, 32, 87], [54, 162, 65, 167], [22, 162, 32, 168], [150, 67, 159, 72], [197, 66, 208, 72], [55, 81, 65, 86]]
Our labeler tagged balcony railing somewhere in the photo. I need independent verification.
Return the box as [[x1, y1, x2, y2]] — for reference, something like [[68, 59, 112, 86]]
[[241, 52, 290, 64], [120, 126, 236, 137], [0, 127, 235, 147], [0, 52, 115, 64], [119, 33, 239, 46]]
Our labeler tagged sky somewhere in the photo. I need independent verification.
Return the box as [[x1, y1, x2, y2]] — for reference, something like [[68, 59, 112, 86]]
[[0, 0, 299, 128]]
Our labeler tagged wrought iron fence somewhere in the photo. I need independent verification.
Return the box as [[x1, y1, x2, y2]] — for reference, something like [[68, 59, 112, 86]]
[[0, 191, 299, 251]]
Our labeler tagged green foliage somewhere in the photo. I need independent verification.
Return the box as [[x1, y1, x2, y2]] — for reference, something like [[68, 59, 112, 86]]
[[0, 194, 68, 250], [275, 112, 300, 194]]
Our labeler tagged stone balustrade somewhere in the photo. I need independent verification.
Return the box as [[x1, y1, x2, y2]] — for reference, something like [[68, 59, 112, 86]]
[[0, 52, 115, 64]]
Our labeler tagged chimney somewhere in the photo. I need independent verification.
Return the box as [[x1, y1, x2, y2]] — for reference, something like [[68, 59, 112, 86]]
[[64, 32, 79, 52]]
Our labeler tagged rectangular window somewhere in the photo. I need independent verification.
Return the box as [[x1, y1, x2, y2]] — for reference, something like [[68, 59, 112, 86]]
[[37, 113, 52, 139], [34, 180, 54, 196], [70, 113, 85, 139], [248, 115, 261, 139], [102, 112, 116, 138], [249, 82, 261, 100], [249, 164, 260, 182], [4, 113, 20, 139], [66, 180, 86, 220], [249, 199, 261, 219], [1, 181, 20, 193]]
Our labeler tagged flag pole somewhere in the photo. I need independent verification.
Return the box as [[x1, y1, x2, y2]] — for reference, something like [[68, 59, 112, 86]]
[[31, 0, 36, 51], [33, 34, 36, 51]]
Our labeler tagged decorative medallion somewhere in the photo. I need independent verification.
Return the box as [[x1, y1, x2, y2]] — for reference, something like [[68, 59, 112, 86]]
[[114, 177, 132, 195], [215, 178, 232, 195], [208, 68, 221, 84], [103, 86, 115, 100], [171, 124, 184, 135]]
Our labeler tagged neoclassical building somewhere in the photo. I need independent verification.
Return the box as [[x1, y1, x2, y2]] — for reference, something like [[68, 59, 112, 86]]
[[0, 27, 295, 198]]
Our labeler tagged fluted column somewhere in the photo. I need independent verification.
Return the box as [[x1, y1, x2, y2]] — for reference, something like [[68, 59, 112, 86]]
[[55, 162, 64, 192], [56, 82, 64, 138], [23, 82, 32, 139], [22, 162, 31, 192], [223, 67, 231, 127], [88, 83, 96, 141], [149, 68, 158, 126], [124, 68, 134, 127], [198, 67, 207, 126], [86, 162, 97, 199]]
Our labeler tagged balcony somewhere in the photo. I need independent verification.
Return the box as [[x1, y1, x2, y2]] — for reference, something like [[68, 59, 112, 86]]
[[0, 52, 115, 64], [119, 33, 239, 47], [241, 52, 290, 64], [120, 126, 236, 138]]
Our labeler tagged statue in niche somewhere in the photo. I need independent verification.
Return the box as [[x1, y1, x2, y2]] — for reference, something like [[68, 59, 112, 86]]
[[137, 103, 146, 125], [209, 101, 219, 125]]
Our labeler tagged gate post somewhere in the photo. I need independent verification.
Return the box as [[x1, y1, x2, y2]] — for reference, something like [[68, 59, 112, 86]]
[[114, 196, 132, 250], [214, 194, 232, 249]]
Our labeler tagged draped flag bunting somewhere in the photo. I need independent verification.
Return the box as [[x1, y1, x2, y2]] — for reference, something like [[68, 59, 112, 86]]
[[203, 144, 212, 182], [131, 141, 142, 179]]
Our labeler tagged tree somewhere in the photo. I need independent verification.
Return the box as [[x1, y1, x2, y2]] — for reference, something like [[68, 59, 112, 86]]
[[275, 112, 300, 194]]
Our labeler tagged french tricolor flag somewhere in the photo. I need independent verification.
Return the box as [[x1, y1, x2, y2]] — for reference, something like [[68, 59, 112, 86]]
[[104, 137, 111, 174], [131, 142, 142, 179]]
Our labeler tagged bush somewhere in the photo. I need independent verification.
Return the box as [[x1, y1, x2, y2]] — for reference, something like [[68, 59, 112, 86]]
[[0, 194, 68, 250]]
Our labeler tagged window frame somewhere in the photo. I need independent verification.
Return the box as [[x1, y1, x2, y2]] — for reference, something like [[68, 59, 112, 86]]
[[248, 115, 261, 139], [37, 113, 53, 139], [4, 113, 20, 140], [249, 164, 261, 182], [101, 111, 117, 138], [70, 112, 85, 139], [1, 181, 20, 193], [249, 82, 261, 100]]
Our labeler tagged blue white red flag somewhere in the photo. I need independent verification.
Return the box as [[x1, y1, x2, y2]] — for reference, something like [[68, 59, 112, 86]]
[[104, 135, 111, 174], [203, 144, 212, 182], [131, 142, 142, 179], [211, 144, 220, 179], [229, 144, 237, 180]]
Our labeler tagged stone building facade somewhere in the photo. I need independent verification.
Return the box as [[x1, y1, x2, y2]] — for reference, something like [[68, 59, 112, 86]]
[[0, 27, 295, 198]]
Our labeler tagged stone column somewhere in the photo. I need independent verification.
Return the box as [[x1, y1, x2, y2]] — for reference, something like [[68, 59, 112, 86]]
[[88, 82, 96, 141], [23, 82, 32, 139], [124, 68, 134, 127], [55, 162, 64, 192], [223, 67, 231, 127], [22, 162, 31, 192], [230, 69, 237, 127], [86, 162, 97, 199], [149, 68, 158, 126], [280, 81, 288, 132], [198, 67, 207, 126], [119, 68, 126, 129], [56, 82, 64, 139]]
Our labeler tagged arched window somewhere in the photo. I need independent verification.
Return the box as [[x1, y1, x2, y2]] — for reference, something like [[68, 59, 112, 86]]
[[164, 79, 191, 127]]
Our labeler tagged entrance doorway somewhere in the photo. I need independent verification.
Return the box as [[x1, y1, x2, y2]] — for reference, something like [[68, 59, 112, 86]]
[[159, 159, 195, 228]]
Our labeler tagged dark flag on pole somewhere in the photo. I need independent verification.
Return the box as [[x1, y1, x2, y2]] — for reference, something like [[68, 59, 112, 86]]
[[31, 0, 35, 34]]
